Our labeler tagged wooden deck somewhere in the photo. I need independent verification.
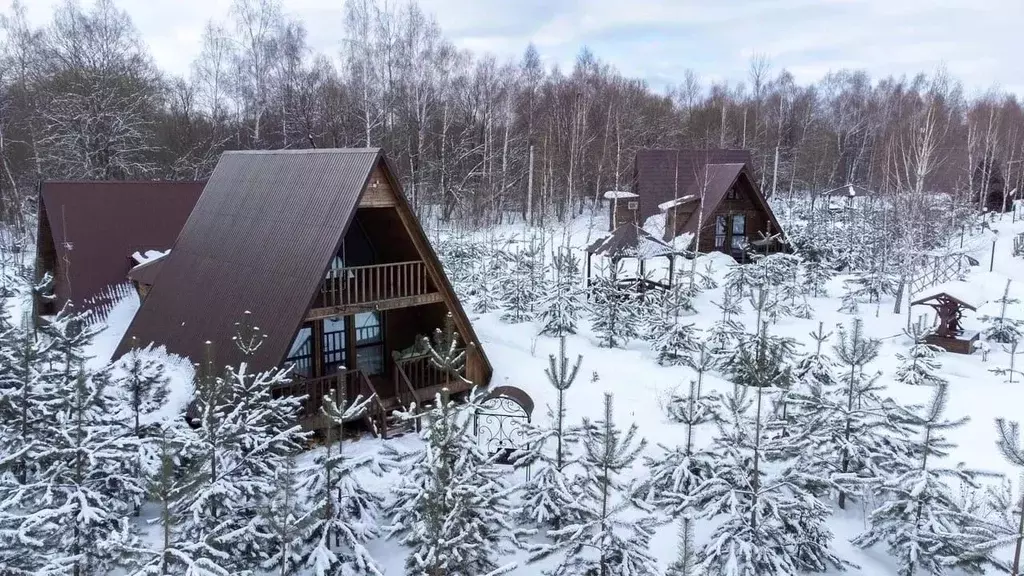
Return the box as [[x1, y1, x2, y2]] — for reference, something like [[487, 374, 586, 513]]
[[308, 260, 442, 317], [272, 353, 474, 437]]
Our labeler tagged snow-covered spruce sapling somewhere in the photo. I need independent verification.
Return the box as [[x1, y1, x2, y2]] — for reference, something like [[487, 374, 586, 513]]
[[697, 386, 845, 575], [500, 245, 543, 323], [894, 319, 948, 387], [989, 418, 1024, 574], [587, 261, 641, 349], [16, 368, 145, 575], [514, 336, 584, 530], [530, 393, 658, 576], [261, 456, 305, 576], [854, 383, 992, 576], [172, 342, 307, 572], [653, 318, 699, 366], [293, 392, 383, 576], [127, 427, 231, 576], [982, 279, 1023, 344], [833, 318, 881, 509], [538, 249, 584, 337], [706, 289, 744, 362], [0, 312, 58, 484], [991, 340, 1024, 383], [640, 378, 718, 576], [801, 254, 834, 297], [117, 337, 171, 437], [384, 391, 515, 576]]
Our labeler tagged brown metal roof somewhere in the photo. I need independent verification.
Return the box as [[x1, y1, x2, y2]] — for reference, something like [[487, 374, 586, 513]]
[[114, 149, 380, 371], [37, 180, 204, 309], [633, 149, 752, 226], [114, 149, 493, 384]]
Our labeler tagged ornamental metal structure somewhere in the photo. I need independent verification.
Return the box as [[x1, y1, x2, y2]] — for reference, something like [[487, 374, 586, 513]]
[[473, 385, 535, 466]]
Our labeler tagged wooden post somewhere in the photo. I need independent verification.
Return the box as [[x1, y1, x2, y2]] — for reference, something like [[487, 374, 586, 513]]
[[991, 239, 998, 272]]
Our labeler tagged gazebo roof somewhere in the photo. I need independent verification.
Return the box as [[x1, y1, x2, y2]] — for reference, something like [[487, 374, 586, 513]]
[[586, 223, 682, 259], [910, 281, 983, 311]]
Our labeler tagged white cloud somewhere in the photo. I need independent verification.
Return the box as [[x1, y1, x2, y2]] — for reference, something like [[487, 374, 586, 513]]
[[3, 0, 1020, 96]]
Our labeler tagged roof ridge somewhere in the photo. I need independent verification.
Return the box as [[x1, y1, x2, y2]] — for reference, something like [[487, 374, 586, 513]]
[[222, 148, 382, 155]]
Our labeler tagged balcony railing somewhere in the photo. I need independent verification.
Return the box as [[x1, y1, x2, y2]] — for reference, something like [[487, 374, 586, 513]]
[[271, 369, 387, 433], [317, 260, 432, 310]]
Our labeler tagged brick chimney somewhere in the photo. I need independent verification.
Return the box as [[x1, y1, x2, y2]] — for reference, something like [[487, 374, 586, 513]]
[[604, 191, 639, 231]]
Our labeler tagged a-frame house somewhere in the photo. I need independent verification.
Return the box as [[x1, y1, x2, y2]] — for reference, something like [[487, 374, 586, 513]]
[[114, 149, 491, 434], [624, 149, 786, 260]]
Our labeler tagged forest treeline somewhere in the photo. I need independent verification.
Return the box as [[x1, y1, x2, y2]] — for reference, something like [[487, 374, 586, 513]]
[[0, 0, 1021, 230]]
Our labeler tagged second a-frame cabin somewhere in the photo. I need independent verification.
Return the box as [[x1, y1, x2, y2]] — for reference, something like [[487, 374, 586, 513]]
[[115, 149, 491, 434]]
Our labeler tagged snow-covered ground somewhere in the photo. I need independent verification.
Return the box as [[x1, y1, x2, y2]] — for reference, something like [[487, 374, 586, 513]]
[[431, 210, 1024, 575], [66, 207, 1024, 575]]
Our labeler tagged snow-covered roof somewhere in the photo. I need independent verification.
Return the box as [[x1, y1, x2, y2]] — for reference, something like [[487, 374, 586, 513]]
[[586, 223, 682, 259], [911, 280, 987, 310], [603, 190, 638, 200], [131, 249, 170, 266], [657, 195, 698, 212]]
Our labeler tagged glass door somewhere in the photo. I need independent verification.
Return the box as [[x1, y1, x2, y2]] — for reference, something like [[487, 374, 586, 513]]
[[354, 311, 385, 376], [322, 316, 348, 375], [730, 214, 746, 259]]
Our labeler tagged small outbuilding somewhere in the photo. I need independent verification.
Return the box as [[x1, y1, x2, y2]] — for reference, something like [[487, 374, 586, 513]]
[[910, 282, 982, 354]]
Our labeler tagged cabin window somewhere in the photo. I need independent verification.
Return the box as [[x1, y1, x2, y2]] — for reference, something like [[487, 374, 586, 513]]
[[354, 311, 384, 376], [285, 324, 314, 378], [727, 187, 737, 199], [322, 317, 348, 375], [714, 215, 727, 248], [731, 214, 746, 252]]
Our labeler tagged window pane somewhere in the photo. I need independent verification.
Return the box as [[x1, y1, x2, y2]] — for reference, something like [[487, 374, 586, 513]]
[[715, 215, 727, 234], [732, 214, 746, 235], [323, 317, 347, 374], [355, 311, 382, 344], [286, 326, 313, 378]]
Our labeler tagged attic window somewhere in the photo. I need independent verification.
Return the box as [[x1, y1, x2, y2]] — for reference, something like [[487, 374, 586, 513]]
[[371, 179, 379, 188], [726, 188, 738, 199], [627, 201, 639, 210]]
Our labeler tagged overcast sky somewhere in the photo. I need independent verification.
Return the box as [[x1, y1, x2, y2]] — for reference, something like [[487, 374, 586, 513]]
[[7, 0, 1023, 97]]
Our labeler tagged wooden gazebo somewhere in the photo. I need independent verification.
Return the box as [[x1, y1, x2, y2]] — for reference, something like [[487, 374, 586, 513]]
[[585, 223, 684, 292], [910, 284, 981, 354]]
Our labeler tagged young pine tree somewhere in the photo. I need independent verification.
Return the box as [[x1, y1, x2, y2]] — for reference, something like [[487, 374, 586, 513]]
[[514, 336, 584, 530], [833, 318, 883, 509], [501, 246, 543, 323], [384, 392, 515, 576], [532, 393, 658, 576], [588, 261, 641, 349], [854, 383, 987, 576], [20, 368, 144, 575], [697, 387, 844, 576], [538, 249, 584, 337], [293, 393, 383, 576], [982, 279, 1023, 344], [894, 320, 948, 387], [642, 378, 718, 576], [129, 427, 231, 576], [172, 343, 306, 573]]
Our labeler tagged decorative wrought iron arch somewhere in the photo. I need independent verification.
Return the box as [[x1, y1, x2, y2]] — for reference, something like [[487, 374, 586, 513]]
[[473, 385, 535, 465]]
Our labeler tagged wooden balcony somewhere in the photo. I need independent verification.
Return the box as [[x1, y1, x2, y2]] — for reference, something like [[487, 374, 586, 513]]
[[308, 260, 443, 318]]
